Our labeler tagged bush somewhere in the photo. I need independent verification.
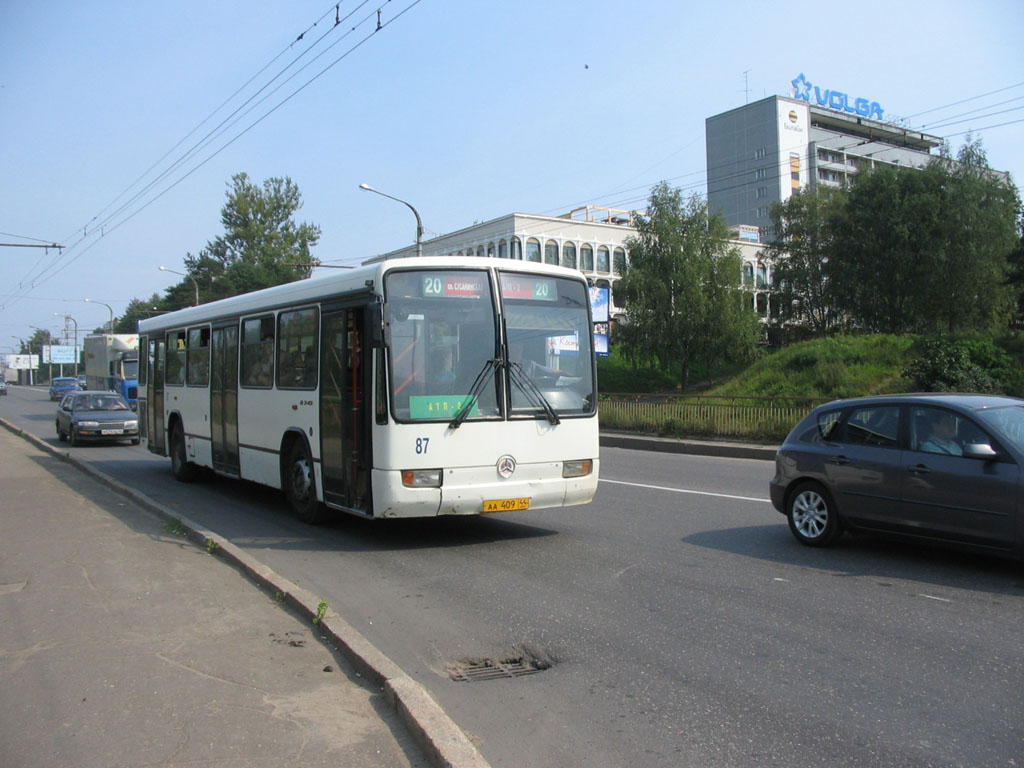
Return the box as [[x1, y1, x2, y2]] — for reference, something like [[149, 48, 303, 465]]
[[902, 336, 1012, 394], [596, 345, 678, 393]]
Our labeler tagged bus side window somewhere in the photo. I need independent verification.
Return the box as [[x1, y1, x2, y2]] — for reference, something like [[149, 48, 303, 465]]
[[241, 316, 274, 388], [165, 330, 187, 387]]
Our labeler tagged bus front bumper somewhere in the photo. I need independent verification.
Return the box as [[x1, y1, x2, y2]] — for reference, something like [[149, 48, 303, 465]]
[[371, 459, 599, 518]]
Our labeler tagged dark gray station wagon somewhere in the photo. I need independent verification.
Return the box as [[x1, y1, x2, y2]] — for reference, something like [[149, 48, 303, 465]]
[[770, 393, 1024, 558]]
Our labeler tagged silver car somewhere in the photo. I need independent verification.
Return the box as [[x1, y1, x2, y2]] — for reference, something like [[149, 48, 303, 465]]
[[770, 393, 1024, 558]]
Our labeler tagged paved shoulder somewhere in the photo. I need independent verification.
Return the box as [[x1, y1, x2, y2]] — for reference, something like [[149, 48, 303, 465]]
[[0, 426, 428, 768]]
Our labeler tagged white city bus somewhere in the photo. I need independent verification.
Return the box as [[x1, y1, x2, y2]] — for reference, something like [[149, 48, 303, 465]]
[[138, 256, 599, 522]]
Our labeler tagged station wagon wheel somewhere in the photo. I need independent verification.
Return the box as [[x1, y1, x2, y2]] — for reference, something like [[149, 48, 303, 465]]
[[57, 422, 67, 442], [284, 440, 326, 524], [786, 481, 841, 547], [170, 423, 200, 482]]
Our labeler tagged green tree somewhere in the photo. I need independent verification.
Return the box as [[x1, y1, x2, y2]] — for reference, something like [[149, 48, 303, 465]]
[[828, 138, 1019, 334], [829, 162, 947, 333], [929, 138, 1020, 333], [168, 172, 321, 308], [1007, 210, 1024, 325], [766, 186, 845, 335], [616, 182, 761, 389], [114, 294, 164, 334]]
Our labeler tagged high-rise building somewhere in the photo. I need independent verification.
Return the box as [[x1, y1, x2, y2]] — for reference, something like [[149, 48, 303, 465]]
[[706, 76, 943, 238]]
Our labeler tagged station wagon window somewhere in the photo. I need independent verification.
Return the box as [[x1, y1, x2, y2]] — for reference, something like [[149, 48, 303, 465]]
[[241, 316, 274, 388], [277, 307, 318, 389], [843, 405, 899, 448], [186, 326, 211, 386], [910, 407, 992, 456], [815, 409, 843, 440], [165, 330, 187, 387]]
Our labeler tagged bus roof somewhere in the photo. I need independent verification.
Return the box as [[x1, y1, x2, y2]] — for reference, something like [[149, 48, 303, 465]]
[[138, 256, 589, 334]]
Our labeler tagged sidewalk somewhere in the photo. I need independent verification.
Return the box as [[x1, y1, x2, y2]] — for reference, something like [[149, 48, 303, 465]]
[[0, 426, 480, 768]]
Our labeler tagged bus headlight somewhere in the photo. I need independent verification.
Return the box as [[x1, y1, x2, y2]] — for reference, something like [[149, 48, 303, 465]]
[[562, 459, 593, 478], [402, 469, 443, 488]]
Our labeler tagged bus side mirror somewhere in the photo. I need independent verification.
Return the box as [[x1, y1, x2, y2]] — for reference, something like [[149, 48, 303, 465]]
[[366, 303, 385, 348]]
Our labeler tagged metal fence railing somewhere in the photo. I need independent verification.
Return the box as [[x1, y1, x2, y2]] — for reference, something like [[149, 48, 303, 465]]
[[599, 394, 827, 441]]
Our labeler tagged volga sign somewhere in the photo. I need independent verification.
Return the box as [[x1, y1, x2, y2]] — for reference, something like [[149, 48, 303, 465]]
[[791, 73, 884, 121]]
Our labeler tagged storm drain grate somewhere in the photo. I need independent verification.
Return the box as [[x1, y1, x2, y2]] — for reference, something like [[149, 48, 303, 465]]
[[447, 654, 551, 682]]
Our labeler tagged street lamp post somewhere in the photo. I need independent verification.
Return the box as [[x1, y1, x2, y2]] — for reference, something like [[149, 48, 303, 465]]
[[84, 298, 114, 332], [55, 313, 80, 376], [359, 183, 424, 257], [159, 266, 199, 306]]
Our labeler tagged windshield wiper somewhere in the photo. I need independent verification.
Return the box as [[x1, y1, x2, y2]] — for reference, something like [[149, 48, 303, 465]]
[[508, 361, 561, 425], [448, 358, 498, 429]]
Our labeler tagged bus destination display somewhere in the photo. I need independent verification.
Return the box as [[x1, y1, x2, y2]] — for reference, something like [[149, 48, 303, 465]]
[[500, 275, 557, 301], [422, 274, 487, 298]]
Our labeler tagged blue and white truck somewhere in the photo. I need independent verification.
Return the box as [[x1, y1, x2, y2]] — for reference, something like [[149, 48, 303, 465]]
[[84, 334, 139, 408]]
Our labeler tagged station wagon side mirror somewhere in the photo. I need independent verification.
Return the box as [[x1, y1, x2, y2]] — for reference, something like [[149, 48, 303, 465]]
[[963, 443, 998, 460]]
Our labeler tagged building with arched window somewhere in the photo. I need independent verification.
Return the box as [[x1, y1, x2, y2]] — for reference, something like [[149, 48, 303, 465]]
[[367, 206, 637, 322], [366, 207, 772, 325]]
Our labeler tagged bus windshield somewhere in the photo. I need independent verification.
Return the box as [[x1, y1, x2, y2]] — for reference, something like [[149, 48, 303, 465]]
[[500, 271, 595, 418], [387, 269, 500, 422], [385, 268, 596, 423]]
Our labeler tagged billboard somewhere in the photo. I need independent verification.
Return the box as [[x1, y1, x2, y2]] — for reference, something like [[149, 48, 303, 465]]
[[589, 286, 610, 323], [589, 286, 611, 358], [5, 355, 39, 370], [44, 345, 79, 364]]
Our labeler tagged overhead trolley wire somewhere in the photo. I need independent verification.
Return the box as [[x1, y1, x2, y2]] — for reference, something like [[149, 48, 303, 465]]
[[4, 0, 425, 311]]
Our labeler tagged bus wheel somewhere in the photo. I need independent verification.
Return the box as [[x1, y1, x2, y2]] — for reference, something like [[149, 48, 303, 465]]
[[285, 441, 325, 524], [170, 424, 200, 482]]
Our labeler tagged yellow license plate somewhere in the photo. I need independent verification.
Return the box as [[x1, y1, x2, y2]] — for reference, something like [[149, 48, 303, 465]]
[[482, 497, 530, 513]]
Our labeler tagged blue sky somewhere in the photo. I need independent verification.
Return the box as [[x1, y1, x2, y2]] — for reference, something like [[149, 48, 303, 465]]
[[1, 0, 1022, 349]]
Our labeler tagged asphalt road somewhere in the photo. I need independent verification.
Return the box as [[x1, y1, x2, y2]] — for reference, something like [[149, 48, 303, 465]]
[[3, 385, 1023, 768]]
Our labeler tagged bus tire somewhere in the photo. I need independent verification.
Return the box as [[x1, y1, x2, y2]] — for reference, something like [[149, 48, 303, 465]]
[[284, 440, 325, 524], [170, 423, 200, 482]]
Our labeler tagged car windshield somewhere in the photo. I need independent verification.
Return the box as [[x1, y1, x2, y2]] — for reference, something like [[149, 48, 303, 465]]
[[975, 405, 1024, 453], [75, 395, 129, 411]]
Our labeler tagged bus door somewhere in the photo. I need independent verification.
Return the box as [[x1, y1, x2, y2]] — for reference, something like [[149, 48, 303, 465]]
[[210, 321, 240, 475], [138, 334, 149, 441], [148, 336, 166, 455], [320, 305, 370, 513]]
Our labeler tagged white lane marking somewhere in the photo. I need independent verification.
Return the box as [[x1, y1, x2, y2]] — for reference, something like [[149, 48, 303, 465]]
[[918, 594, 953, 603], [601, 478, 771, 503]]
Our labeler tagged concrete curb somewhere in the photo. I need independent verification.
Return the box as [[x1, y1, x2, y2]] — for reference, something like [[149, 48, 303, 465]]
[[0, 417, 490, 768], [600, 431, 779, 461]]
